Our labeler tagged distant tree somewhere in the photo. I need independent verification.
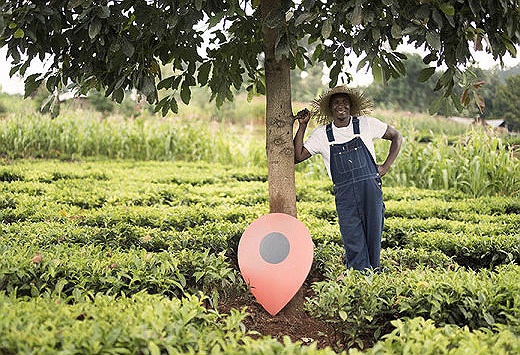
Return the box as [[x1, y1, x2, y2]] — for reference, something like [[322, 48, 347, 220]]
[[493, 74, 520, 130], [88, 90, 115, 114], [290, 63, 324, 103]]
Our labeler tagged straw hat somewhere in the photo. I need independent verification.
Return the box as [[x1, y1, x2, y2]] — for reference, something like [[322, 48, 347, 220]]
[[311, 85, 373, 125]]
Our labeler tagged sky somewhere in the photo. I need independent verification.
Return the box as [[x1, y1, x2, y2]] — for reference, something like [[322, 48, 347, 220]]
[[1, 44, 519, 95]]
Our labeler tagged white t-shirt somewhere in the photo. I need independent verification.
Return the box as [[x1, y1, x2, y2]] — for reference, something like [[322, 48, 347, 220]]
[[304, 116, 388, 178]]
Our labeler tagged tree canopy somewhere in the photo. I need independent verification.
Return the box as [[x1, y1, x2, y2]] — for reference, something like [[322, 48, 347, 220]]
[[1, 0, 519, 114]]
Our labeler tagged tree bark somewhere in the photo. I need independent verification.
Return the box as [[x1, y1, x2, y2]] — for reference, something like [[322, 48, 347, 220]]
[[261, 0, 305, 317], [261, 0, 297, 217]]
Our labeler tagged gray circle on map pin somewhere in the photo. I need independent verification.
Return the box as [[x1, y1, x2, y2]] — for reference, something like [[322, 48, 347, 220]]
[[259, 232, 290, 264]]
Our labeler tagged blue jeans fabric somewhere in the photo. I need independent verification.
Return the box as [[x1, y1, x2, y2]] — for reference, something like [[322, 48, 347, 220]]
[[329, 130, 384, 271]]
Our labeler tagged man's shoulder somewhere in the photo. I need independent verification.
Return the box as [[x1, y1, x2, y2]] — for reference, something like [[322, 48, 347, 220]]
[[358, 115, 386, 126], [309, 124, 328, 134]]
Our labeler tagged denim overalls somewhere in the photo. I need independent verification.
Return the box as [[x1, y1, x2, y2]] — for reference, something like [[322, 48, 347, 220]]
[[326, 118, 384, 271]]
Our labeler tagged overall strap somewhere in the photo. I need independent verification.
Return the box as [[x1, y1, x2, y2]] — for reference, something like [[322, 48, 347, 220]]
[[352, 116, 360, 135], [325, 123, 334, 142]]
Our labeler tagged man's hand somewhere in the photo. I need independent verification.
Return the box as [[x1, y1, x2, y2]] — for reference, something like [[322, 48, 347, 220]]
[[295, 108, 311, 125], [377, 164, 389, 177]]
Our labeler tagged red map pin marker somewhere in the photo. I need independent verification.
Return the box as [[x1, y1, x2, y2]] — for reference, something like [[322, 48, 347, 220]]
[[238, 213, 314, 316]]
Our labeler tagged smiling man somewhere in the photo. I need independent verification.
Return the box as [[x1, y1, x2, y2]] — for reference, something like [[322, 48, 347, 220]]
[[293, 86, 402, 271]]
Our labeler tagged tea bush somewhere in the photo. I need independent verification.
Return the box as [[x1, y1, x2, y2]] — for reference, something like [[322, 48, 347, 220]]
[[0, 159, 518, 353]]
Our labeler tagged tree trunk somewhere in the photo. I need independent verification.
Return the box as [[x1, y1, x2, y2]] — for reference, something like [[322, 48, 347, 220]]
[[261, 0, 297, 217], [261, 0, 305, 317]]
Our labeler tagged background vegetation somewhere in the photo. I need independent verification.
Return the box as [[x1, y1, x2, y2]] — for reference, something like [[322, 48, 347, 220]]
[[0, 77, 519, 353], [0, 88, 518, 197]]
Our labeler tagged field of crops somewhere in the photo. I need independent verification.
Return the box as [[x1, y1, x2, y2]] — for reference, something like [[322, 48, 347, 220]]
[[0, 106, 519, 354]]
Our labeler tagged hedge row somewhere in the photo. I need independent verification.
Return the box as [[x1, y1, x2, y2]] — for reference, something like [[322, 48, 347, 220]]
[[308, 265, 520, 348], [349, 317, 519, 355], [0, 243, 239, 305], [0, 291, 339, 355]]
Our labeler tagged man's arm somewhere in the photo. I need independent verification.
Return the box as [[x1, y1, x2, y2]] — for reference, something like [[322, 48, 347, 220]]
[[293, 109, 312, 163], [377, 125, 402, 176]]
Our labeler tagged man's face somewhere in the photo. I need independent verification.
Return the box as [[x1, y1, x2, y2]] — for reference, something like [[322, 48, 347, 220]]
[[329, 94, 351, 121]]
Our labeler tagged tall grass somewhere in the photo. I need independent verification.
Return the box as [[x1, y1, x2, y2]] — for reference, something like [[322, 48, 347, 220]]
[[0, 112, 266, 167], [0, 102, 518, 197], [378, 128, 519, 197]]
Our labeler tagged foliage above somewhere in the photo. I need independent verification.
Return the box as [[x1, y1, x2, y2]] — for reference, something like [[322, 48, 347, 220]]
[[1, 0, 519, 115]]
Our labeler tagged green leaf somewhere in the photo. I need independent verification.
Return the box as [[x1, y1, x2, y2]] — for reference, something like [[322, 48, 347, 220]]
[[98, 6, 110, 19], [14, 28, 24, 39], [157, 76, 174, 90], [24, 74, 42, 98], [148, 341, 161, 355], [391, 23, 402, 39], [247, 84, 255, 102], [321, 19, 332, 39], [170, 97, 178, 114], [356, 56, 369, 72], [67, 0, 84, 10], [208, 12, 224, 29], [295, 53, 305, 70], [372, 59, 383, 84], [352, 5, 362, 26], [450, 93, 464, 112], [274, 34, 291, 61], [197, 62, 212, 86], [9, 64, 21, 77], [503, 39, 517, 57], [329, 63, 341, 86], [295, 12, 312, 27], [46, 75, 59, 92], [483, 312, 495, 326], [418, 67, 436, 82], [312, 44, 323, 62], [426, 32, 441, 51], [180, 81, 191, 105], [195, 0, 203, 11], [121, 39, 135, 58], [89, 21, 101, 39], [439, 3, 455, 16], [112, 88, 124, 103], [468, 0, 482, 17]]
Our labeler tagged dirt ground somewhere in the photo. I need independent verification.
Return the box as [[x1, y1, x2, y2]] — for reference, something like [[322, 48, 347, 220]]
[[218, 284, 341, 350]]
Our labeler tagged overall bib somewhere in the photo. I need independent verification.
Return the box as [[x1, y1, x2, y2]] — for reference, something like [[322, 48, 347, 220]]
[[326, 118, 384, 270]]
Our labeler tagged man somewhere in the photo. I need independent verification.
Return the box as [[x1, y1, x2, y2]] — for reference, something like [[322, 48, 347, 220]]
[[293, 86, 402, 271]]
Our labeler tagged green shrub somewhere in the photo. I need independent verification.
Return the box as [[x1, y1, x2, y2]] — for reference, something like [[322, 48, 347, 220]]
[[307, 265, 520, 348], [349, 317, 519, 355], [0, 292, 342, 354]]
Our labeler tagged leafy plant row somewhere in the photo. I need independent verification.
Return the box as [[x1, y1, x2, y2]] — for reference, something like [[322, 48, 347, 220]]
[[308, 265, 520, 349], [0, 292, 339, 355], [386, 229, 519, 268], [1, 159, 518, 213], [1, 210, 516, 275], [349, 317, 519, 355], [0, 243, 239, 305]]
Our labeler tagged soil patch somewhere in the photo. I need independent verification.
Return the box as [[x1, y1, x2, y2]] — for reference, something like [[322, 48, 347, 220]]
[[218, 284, 339, 350]]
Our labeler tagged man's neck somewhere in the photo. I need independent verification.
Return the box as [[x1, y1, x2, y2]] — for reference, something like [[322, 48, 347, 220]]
[[333, 115, 351, 128]]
